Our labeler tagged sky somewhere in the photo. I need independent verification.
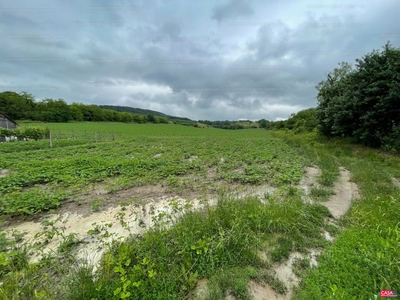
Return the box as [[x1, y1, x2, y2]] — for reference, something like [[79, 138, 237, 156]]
[[0, 0, 398, 121]]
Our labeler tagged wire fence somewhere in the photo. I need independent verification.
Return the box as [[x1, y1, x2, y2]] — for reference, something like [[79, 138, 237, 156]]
[[0, 129, 116, 150], [48, 130, 115, 147], [50, 129, 115, 141]]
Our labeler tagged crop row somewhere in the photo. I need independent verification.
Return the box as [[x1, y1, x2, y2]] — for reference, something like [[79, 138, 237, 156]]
[[0, 124, 306, 215]]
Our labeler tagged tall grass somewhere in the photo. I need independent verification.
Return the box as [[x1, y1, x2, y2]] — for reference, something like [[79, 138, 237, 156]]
[[66, 190, 329, 300], [274, 131, 400, 299]]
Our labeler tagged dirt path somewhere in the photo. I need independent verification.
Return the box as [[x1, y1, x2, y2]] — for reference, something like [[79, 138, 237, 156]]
[[322, 167, 360, 219], [248, 166, 360, 300]]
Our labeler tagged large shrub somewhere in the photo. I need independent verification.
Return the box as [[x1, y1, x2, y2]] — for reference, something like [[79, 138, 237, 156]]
[[316, 42, 400, 151], [0, 126, 49, 141]]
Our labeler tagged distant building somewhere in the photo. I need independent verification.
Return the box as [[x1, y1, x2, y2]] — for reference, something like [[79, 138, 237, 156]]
[[0, 113, 18, 129]]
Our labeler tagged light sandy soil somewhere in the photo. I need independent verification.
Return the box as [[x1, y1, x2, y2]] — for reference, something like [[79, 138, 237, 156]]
[[392, 177, 400, 188], [248, 281, 286, 300], [0, 169, 10, 178], [8, 195, 210, 270], [321, 167, 360, 219], [3, 184, 276, 272], [298, 166, 321, 204], [298, 166, 321, 193]]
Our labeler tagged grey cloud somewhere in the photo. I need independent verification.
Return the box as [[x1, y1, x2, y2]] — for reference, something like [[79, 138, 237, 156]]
[[0, 0, 398, 121], [211, 0, 254, 23]]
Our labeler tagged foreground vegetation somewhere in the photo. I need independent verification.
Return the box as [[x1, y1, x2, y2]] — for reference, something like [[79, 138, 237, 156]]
[[0, 123, 399, 299], [272, 131, 400, 299]]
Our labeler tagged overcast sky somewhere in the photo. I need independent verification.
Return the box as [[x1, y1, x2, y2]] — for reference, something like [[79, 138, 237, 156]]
[[0, 0, 398, 121]]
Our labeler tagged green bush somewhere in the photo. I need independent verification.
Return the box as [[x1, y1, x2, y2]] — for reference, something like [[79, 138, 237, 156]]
[[0, 126, 49, 141], [316, 42, 400, 150]]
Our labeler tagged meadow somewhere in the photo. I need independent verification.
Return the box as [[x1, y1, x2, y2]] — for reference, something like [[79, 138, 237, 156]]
[[0, 122, 399, 299]]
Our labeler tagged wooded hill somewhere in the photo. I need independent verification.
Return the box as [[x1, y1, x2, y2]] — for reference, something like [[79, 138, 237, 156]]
[[99, 105, 193, 123]]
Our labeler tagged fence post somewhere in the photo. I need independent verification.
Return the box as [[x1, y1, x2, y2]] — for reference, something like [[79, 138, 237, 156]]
[[50, 130, 53, 148], [111, 132, 115, 141]]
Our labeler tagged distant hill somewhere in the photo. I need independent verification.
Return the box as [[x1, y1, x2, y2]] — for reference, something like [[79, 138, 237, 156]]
[[99, 105, 192, 122]]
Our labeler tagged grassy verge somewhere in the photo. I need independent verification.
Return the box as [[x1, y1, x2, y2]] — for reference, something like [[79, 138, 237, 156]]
[[272, 131, 400, 299], [66, 189, 330, 300]]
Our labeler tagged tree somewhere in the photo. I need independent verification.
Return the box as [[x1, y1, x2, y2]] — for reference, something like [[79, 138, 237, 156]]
[[258, 119, 268, 128], [147, 114, 156, 123], [316, 61, 355, 137], [285, 108, 318, 133], [315, 42, 400, 150], [70, 103, 85, 121], [35, 98, 72, 122], [351, 43, 400, 147], [0, 91, 36, 120]]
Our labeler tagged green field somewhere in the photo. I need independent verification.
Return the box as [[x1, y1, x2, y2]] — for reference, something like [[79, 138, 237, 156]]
[[0, 123, 399, 299]]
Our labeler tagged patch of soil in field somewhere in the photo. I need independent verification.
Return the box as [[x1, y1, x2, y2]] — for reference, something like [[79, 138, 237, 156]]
[[392, 177, 400, 188], [248, 281, 286, 300], [9, 195, 213, 270], [298, 166, 321, 193], [61, 183, 175, 218], [322, 167, 360, 218], [3, 183, 277, 272], [273, 252, 302, 293], [298, 166, 321, 203], [0, 169, 10, 178], [189, 279, 209, 300]]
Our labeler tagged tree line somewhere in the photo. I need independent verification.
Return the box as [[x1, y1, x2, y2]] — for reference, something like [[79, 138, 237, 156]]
[[197, 120, 258, 130], [0, 91, 169, 124], [264, 42, 400, 152], [258, 108, 318, 133]]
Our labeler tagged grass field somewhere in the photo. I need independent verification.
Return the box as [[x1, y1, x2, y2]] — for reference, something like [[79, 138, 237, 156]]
[[0, 123, 399, 299]]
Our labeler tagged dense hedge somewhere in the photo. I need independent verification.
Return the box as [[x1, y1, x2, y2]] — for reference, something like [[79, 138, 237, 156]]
[[0, 127, 50, 141]]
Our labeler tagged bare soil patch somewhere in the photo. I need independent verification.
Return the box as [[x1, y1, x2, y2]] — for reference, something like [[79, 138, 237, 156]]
[[62, 183, 173, 218], [3, 183, 276, 273], [298, 166, 321, 192], [0, 169, 10, 178], [392, 177, 400, 188], [322, 167, 360, 218], [298, 166, 321, 203], [248, 281, 286, 300], [9, 195, 206, 270]]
